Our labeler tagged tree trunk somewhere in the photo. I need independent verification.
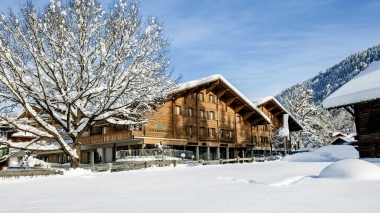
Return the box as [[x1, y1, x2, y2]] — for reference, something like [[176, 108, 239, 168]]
[[71, 138, 82, 169]]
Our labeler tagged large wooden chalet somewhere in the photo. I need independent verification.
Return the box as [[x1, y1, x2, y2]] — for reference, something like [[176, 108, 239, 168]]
[[323, 61, 380, 158], [11, 75, 303, 164]]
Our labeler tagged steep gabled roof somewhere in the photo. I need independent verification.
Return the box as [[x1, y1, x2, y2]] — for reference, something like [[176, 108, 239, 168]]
[[323, 61, 380, 109], [173, 74, 271, 125], [252, 96, 303, 131]]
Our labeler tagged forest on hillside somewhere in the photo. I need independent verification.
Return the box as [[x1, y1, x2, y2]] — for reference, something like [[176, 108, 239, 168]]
[[275, 43, 380, 148]]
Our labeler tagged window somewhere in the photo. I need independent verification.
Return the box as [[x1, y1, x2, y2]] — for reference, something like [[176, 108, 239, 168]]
[[0, 131, 6, 139], [229, 130, 233, 138], [209, 128, 216, 137], [188, 107, 194, 117], [198, 93, 204, 101], [199, 109, 205, 118], [209, 111, 214, 120], [200, 127, 205, 136], [209, 94, 214, 103], [236, 116, 241, 123], [186, 126, 194, 135], [220, 129, 224, 137], [175, 106, 181, 115]]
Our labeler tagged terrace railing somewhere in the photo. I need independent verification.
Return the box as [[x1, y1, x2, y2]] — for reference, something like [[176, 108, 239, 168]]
[[81, 131, 133, 145]]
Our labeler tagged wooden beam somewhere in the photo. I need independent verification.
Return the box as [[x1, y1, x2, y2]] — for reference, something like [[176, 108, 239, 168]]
[[183, 88, 196, 99], [206, 80, 219, 94], [173, 91, 185, 99], [242, 112, 254, 121], [183, 88, 196, 104], [343, 106, 355, 117], [225, 97, 237, 106], [267, 105, 277, 112], [272, 111, 282, 117], [234, 104, 246, 113], [215, 89, 229, 98], [195, 84, 208, 93], [368, 102, 373, 133], [251, 118, 262, 126]]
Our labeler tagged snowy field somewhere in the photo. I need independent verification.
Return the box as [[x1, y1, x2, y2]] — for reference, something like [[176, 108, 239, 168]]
[[1, 146, 380, 213]]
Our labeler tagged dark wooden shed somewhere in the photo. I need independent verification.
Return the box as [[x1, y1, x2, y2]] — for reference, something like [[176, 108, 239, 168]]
[[323, 61, 380, 158]]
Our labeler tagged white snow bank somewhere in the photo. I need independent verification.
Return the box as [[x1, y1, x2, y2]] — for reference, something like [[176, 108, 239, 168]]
[[319, 159, 380, 180], [282, 145, 358, 162], [63, 168, 93, 177]]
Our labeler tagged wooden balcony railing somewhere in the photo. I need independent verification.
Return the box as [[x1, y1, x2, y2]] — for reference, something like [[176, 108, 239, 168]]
[[220, 137, 235, 143], [200, 136, 217, 141], [81, 131, 133, 145]]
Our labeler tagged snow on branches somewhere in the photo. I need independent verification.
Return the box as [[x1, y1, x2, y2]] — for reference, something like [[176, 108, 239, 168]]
[[0, 0, 178, 167], [276, 85, 333, 148]]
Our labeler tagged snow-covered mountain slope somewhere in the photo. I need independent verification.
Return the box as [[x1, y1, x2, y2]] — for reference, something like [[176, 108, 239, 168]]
[[278, 43, 380, 104]]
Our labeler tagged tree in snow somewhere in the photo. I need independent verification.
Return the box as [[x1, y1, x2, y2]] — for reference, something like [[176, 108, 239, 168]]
[[154, 142, 169, 161], [0, 0, 178, 168], [277, 85, 334, 148]]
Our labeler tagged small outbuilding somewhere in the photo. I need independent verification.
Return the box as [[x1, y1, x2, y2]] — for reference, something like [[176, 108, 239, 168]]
[[323, 61, 380, 158]]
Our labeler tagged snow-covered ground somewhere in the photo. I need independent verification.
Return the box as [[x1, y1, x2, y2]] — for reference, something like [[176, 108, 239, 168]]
[[1, 146, 380, 213]]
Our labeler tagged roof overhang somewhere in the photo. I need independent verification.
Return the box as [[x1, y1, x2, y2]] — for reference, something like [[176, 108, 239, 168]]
[[171, 74, 271, 125], [252, 96, 303, 131]]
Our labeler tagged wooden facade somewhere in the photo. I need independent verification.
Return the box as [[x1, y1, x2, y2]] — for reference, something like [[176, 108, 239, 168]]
[[11, 75, 303, 164], [353, 99, 380, 158], [253, 97, 303, 152]]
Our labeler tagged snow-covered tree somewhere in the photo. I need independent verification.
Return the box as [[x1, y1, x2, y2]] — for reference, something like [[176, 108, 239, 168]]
[[277, 85, 334, 148], [0, 0, 178, 168]]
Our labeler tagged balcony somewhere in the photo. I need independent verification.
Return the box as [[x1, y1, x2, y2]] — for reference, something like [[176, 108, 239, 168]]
[[200, 136, 217, 141], [220, 137, 235, 143], [81, 131, 133, 145]]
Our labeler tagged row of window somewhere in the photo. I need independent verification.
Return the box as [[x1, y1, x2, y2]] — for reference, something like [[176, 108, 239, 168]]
[[175, 106, 242, 123], [190, 93, 217, 103], [253, 136, 270, 143], [184, 126, 234, 138], [256, 125, 276, 132]]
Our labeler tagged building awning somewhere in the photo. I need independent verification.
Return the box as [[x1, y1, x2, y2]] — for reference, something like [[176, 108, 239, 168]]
[[82, 139, 143, 149], [134, 136, 188, 146]]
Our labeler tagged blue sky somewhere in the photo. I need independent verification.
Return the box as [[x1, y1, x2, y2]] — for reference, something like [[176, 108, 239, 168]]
[[2, 0, 380, 100]]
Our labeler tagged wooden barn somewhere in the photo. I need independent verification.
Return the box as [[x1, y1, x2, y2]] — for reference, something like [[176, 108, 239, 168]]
[[323, 61, 380, 158]]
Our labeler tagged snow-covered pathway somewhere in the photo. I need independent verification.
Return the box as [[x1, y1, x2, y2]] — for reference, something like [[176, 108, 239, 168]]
[[1, 161, 380, 213]]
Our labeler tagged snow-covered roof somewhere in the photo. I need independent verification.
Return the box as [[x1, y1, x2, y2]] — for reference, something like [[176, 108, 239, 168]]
[[332, 132, 347, 138], [330, 136, 357, 145], [323, 60, 380, 109], [175, 74, 270, 123], [251, 96, 303, 130], [11, 131, 37, 138]]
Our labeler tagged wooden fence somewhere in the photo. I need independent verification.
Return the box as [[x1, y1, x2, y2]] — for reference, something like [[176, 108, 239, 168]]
[[0, 169, 63, 179], [90, 157, 257, 172]]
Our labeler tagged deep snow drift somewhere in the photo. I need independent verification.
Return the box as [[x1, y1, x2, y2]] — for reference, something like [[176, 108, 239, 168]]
[[282, 145, 359, 162], [1, 146, 380, 213], [319, 159, 380, 180]]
